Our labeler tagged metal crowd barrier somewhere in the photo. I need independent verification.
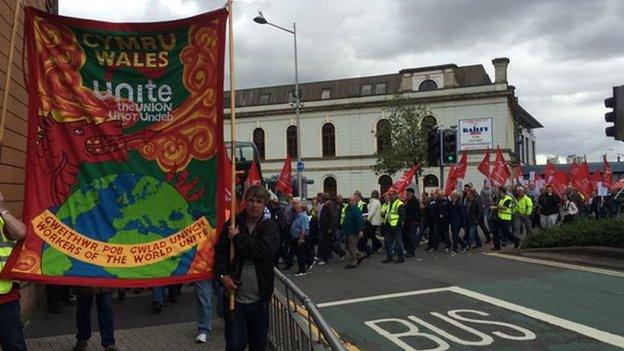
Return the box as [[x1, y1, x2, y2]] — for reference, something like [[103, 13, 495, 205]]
[[268, 268, 347, 351]]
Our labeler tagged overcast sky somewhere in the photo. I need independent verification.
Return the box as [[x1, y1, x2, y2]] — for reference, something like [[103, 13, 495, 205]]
[[60, 0, 624, 163]]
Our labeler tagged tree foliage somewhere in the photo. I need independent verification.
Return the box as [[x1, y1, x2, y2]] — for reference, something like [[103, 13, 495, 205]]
[[372, 94, 429, 175]]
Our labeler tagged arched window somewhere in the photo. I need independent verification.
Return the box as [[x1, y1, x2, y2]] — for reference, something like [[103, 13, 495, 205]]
[[424, 174, 439, 188], [286, 125, 298, 158], [252, 128, 265, 160], [322, 123, 336, 157], [323, 176, 337, 199], [378, 175, 393, 195], [376, 119, 391, 152], [418, 79, 438, 91]]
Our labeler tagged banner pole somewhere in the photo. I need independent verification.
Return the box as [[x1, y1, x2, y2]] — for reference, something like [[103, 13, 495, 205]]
[[227, 0, 237, 313], [0, 0, 23, 151]]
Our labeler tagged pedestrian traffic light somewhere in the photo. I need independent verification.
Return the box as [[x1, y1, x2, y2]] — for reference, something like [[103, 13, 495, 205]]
[[427, 129, 440, 167], [605, 85, 624, 141], [442, 129, 457, 164]]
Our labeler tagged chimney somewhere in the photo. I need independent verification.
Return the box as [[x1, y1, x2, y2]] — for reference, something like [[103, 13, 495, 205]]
[[492, 57, 510, 84]]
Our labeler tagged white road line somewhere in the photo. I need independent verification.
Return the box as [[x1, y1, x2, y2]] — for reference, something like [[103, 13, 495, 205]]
[[483, 252, 624, 278], [449, 286, 624, 349], [316, 287, 453, 308]]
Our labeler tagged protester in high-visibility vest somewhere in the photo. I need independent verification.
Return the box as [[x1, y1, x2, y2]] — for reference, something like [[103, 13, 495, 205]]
[[338, 195, 348, 227], [490, 186, 520, 250], [513, 186, 533, 237], [382, 189, 406, 264], [380, 193, 390, 227], [0, 190, 27, 351]]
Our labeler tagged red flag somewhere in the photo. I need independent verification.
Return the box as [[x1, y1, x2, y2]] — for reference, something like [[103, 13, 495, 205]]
[[604, 155, 613, 189], [490, 146, 511, 187], [444, 165, 459, 196], [567, 161, 580, 182], [276, 156, 293, 196], [572, 161, 592, 199], [544, 161, 556, 184], [552, 170, 569, 195], [391, 164, 419, 199], [477, 148, 491, 179], [245, 159, 261, 188], [456, 151, 468, 179]]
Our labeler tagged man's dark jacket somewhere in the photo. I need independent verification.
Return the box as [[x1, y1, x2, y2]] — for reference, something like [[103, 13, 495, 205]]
[[214, 211, 280, 302], [318, 200, 339, 234]]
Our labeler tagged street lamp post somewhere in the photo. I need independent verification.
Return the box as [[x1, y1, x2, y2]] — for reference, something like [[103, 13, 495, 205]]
[[254, 11, 303, 198]]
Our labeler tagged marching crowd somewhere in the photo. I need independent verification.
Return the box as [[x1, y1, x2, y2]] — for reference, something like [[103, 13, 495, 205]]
[[270, 181, 622, 275]]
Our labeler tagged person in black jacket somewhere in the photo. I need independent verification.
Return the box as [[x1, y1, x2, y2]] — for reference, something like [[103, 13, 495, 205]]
[[316, 193, 345, 265], [403, 188, 421, 257], [215, 185, 280, 351], [448, 192, 467, 255]]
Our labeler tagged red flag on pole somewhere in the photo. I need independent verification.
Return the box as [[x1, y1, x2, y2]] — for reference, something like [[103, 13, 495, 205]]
[[544, 161, 556, 184], [456, 150, 468, 179], [477, 148, 491, 179], [573, 161, 592, 199], [603, 154, 613, 189], [276, 156, 293, 196], [245, 159, 261, 188], [490, 146, 511, 187], [390, 164, 419, 199], [552, 170, 569, 195], [444, 165, 459, 196]]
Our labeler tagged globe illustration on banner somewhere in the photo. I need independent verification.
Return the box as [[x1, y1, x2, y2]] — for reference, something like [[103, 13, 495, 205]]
[[41, 173, 196, 278]]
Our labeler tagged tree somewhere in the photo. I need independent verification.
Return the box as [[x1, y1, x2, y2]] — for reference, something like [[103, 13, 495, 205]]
[[372, 94, 429, 175]]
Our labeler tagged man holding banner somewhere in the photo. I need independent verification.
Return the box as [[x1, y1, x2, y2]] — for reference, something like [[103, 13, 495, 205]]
[[215, 185, 279, 350]]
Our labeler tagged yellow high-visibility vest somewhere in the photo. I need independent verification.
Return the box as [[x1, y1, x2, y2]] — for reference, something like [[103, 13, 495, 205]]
[[339, 203, 348, 225], [387, 199, 404, 227], [0, 216, 16, 295], [381, 203, 389, 224], [498, 195, 513, 221]]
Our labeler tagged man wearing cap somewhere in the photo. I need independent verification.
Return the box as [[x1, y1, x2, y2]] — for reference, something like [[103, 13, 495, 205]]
[[0, 190, 27, 351], [382, 190, 406, 263]]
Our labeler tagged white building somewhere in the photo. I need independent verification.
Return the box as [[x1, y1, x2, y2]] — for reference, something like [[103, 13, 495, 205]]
[[224, 58, 542, 198]]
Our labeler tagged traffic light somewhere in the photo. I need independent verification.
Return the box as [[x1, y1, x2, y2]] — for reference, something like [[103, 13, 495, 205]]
[[605, 85, 624, 141], [442, 129, 457, 164], [427, 129, 440, 167]]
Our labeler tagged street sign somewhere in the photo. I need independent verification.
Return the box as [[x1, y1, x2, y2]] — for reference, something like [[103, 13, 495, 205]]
[[297, 161, 305, 171]]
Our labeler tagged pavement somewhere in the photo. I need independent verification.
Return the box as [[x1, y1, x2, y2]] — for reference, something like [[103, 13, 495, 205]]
[[24, 286, 226, 351], [23, 246, 624, 350]]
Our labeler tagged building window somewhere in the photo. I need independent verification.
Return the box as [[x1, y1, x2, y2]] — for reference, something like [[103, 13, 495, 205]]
[[323, 176, 337, 199], [259, 94, 270, 105], [532, 140, 536, 164], [253, 128, 265, 160], [376, 119, 391, 152], [361, 84, 372, 95], [418, 79, 438, 91], [322, 123, 336, 157], [375, 83, 386, 95], [321, 89, 331, 100], [286, 125, 298, 158], [378, 175, 393, 195], [424, 174, 439, 188], [224, 96, 231, 107]]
